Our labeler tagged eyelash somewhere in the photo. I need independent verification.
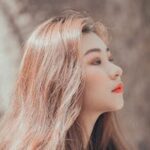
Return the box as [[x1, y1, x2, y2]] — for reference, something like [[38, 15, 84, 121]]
[[92, 57, 114, 65]]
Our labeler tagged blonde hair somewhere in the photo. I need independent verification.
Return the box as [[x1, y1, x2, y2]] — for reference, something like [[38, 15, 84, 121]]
[[0, 9, 133, 150]]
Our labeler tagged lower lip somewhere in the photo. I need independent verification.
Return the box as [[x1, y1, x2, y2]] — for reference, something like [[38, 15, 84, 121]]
[[112, 87, 124, 93]]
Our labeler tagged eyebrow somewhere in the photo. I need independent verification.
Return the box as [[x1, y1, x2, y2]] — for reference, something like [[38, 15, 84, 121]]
[[84, 47, 110, 56]]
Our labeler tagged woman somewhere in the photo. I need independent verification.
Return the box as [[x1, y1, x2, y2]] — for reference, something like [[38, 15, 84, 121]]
[[0, 9, 133, 150]]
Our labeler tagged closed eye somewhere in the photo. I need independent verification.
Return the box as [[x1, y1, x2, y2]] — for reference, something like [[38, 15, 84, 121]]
[[92, 57, 114, 65], [92, 58, 101, 65], [109, 57, 114, 62]]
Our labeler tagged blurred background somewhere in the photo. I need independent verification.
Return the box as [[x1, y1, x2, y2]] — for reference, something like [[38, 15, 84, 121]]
[[0, 0, 149, 149]]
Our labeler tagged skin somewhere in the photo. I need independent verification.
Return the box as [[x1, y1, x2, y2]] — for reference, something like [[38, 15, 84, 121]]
[[77, 32, 124, 148]]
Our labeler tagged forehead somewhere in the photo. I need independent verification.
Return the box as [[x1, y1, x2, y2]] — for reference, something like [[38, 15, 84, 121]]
[[79, 32, 107, 55]]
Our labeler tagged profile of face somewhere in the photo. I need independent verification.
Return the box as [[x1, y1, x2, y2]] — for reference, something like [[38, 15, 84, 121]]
[[80, 32, 124, 114]]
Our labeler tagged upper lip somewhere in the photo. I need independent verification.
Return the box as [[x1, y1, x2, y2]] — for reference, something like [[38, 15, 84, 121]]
[[112, 82, 123, 92]]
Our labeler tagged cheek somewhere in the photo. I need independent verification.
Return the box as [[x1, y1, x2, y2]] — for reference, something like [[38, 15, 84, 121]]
[[82, 67, 123, 113], [83, 67, 110, 111], [86, 67, 107, 93]]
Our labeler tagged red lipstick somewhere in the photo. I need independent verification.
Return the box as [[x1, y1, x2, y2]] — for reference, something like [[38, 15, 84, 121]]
[[112, 83, 124, 93]]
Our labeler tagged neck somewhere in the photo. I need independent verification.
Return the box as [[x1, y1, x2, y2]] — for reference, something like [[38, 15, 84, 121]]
[[77, 110, 103, 149]]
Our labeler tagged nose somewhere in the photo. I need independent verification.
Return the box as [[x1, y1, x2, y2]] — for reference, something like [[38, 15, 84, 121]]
[[110, 65, 123, 80]]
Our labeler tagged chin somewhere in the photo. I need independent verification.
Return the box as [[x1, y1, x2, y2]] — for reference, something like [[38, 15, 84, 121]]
[[108, 97, 124, 111], [113, 93, 124, 108], [115, 98, 124, 110]]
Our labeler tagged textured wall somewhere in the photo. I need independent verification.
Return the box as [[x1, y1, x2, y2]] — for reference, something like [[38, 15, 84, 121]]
[[0, 0, 150, 149]]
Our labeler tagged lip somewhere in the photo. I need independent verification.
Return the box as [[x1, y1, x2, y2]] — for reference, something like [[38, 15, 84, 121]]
[[112, 83, 124, 93]]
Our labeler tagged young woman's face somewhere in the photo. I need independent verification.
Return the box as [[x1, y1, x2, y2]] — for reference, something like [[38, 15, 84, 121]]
[[80, 32, 124, 114]]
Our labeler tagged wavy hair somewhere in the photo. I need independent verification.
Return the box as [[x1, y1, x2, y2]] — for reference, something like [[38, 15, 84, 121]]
[[0, 9, 134, 150]]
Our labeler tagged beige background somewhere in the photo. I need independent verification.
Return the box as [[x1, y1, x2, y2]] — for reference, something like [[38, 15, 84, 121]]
[[0, 0, 150, 149]]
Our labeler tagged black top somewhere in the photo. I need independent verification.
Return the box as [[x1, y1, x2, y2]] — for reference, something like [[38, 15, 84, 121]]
[[87, 113, 117, 150]]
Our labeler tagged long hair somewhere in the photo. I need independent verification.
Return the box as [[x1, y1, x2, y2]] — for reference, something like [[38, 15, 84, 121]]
[[0, 9, 133, 150]]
